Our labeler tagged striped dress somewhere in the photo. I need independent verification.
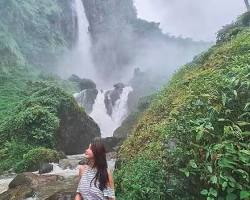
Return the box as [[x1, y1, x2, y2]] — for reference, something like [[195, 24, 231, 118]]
[[76, 166, 115, 199]]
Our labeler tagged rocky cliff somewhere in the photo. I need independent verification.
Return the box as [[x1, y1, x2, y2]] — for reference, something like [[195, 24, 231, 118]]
[[82, 0, 210, 82], [0, 0, 77, 69]]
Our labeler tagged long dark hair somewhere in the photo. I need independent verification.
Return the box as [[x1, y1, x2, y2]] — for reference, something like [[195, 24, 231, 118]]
[[90, 139, 109, 191]]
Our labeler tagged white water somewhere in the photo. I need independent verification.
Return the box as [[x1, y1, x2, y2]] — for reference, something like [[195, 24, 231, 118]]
[[74, 89, 87, 108], [0, 175, 16, 194], [111, 87, 133, 124], [58, 0, 95, 79], [90, 87, 133, 137], [0, 154, 116, 195], [74, 0, 95, 79]]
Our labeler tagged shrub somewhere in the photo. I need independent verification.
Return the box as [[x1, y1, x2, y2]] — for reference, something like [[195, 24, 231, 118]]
[[114, 156, 166, 200], [116, 16, 250, 199], [14, 147, 60, 173]]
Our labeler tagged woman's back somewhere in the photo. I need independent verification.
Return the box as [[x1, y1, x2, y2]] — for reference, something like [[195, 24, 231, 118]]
[[76, 165, 115, 200]]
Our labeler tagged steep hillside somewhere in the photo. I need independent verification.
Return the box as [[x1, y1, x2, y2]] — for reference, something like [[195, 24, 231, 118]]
[[115, 12, 250, 200], [0, 0, 76, 69], [0, 0, 101, 174]]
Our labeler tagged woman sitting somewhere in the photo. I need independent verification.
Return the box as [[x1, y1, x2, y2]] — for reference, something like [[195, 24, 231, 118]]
[[75, 140, 115, 200]]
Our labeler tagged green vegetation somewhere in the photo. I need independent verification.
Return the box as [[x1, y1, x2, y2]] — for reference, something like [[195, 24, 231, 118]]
[[0, 81, 80, 173], [0, 0, 79, 174], [115, 13, 250, 200], [114, 95, 155, 139], [115, 156, 165, 200], [14, 147, 61, 173], [0, 0, 73, 68]]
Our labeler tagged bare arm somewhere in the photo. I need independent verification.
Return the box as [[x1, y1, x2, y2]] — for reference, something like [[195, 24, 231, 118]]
[[79, 165, 88, 177], [77, 165, 88, 183], [75, 165, 88, 200]]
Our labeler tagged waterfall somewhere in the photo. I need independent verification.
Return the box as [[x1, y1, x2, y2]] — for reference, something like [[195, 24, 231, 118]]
[[73, 1, 133, 137], [62, 0, 95, 79], [75, 0, 90, 52], [73, 89, 87, 108], [90, 87, 133, 138], [111, 87, 133, 123]]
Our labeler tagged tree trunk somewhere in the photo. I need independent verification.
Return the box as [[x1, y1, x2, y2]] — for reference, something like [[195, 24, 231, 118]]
[[244, 0, 250, 11]]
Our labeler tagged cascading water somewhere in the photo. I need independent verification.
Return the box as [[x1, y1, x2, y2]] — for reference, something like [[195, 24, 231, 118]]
[[75, 0, 90, 55], [59, 0, 95, 79], [73, 0, 133, 137], [73, 89, 87, 108], [90, 87, 133, 138]]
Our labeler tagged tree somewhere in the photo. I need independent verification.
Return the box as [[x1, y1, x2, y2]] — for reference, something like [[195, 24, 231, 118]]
[[244, 0, 250, 11]]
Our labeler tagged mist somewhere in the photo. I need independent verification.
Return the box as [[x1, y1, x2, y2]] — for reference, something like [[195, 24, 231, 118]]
[[55, 0, 98, 85], [56, 0, 246, 89], [134, 0, 245, 41]]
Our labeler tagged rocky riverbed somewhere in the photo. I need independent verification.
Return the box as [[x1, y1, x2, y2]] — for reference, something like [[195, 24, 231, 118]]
[[0, 152, 116, 200]]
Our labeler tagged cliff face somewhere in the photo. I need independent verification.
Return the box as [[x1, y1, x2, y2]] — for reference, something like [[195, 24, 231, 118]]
[[0, 0, 77, 69], [82, 0, 138, 81], [82, 0, 210, 82]]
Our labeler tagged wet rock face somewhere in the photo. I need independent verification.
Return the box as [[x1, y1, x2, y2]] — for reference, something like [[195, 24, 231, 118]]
[[104, 83, 125, 116], [39, 163, 54, 174], [100, 137, 122, 152], [81, 0, 209, 85], [56, 106, 101, 155], [82, 0, 138, 81], [46, 192, 76, 200], [70, 75, 98, 113], [0, 173, 65, 200], [0, 173, 78, 200], [69, 75, 97, 90], [75, 88, 98, 114]]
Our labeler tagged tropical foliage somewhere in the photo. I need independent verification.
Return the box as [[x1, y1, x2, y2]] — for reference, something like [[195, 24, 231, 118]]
[[115, 13, 250, 200]]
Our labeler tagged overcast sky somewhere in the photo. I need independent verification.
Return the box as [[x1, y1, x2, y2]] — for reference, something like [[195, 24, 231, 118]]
[[134, 0, 246, 41]]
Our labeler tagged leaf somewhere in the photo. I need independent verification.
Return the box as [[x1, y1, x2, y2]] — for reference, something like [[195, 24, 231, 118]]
[[189, 160, 198, 169], [179, 168, 190, 177], [207, 165, 213, 174], [226, 193, 237, 200], [237, 121, 250, 127], [209, 188, 218, 197], [243, 102, 250, 111], [240, 191, 250, 199], [222, 182, 228, 191], [201, 189, 208, 196], [218, 158, 237, 169], [210, 175, 218, 184], [222, 92, 227, 106], [233, 90, 237, 98]]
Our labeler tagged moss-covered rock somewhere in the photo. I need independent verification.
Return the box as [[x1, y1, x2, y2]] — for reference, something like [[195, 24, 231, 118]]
[[0, 81, 100, 173], [14, 148, 60, 173], [0, 0, 77, 69]]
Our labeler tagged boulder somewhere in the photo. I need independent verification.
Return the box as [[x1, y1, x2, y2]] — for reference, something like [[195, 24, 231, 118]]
[[46, 191, 76, 200], [9, 173, 63, 189], [0, 173, 76, 200], [74, 88, 98, 114], [104, 83, 125, 116], [9, 173, 33, 189], [39, 163, 54, 174], [68, 74, 81, 82], [79, 79, 96, 90], [69, 75, 96, 90], [100, 137, 122, 152], [0, 186, 34, 200], [56, 108, 101, 154]]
